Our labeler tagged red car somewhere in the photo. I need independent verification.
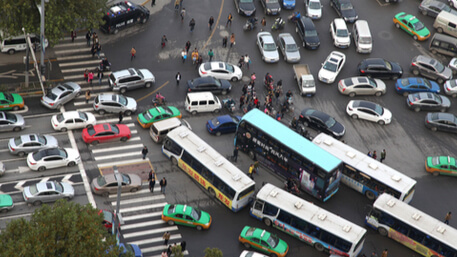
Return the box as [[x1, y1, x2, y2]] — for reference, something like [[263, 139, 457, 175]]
[[82, 123, 131, 144], [98, 209, 119, 233]]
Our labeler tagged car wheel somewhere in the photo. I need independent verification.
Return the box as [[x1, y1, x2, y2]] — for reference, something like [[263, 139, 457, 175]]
[[61, 127, 68, 132], [270, 253, 278, 257], [145, 82, 152, 88], [215, 132, 221, 137], [231, 77, 238, 82], [365, 190, 376, 200], [413, 35, 418, 41], [7, 49, 15, 55], [92, 141, 99, 146], [395, 23, 400, 29], [437, 78, 444, 84], [244, 243, 251, 249], [191, 111, 197, 115], [33, 201, 42, 206], [12, 106, 19, 111], [120, 137, 128, 142], [67, 161, 76, 167], [378, 120, 385, 125], [437, 27, 443, 33], [222, 90, 227, 95], [130, 188, 138, 193], [98, 109, 106, 115], [208, 187, 216, 197], [431, 126, 437, 132], [124, 110, 132, 116], [403, 92, 409, 97], [314, 243, 324, 252], [412, 69, 420, 76], [102, 192, 109, 197], [414, 107, 421, 112], [351, 114, 358, 119], [378, 227, 388, 236], [171, 157, 178, 166], [120, 88, 127, 94], [38, 166, 46, 172], [263, 218, 272, 227], [13, 127, 21, 132], [18, 152, 26, 157], [452, 94, 457, 98], [348, 92, 356, 97], [167, 220, 175, 226], [375, 91, 382, 97], [213, 109, 220, 113], [196, 225, 203, 231]]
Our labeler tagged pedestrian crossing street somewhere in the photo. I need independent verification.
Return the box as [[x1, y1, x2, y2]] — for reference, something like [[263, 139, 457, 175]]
[[55, 36, 189, 256]]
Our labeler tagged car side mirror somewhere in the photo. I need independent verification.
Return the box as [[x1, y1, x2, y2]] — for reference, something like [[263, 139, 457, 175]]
[[321, 63, 324, 66]]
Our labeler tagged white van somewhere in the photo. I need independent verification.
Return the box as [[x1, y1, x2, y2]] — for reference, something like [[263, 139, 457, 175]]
[[433, 11, 457, 38], [0, 33, 48, 55], [353, 20, 372, 54], [149, 118, 191, 143], [185, 92, 222, 115]]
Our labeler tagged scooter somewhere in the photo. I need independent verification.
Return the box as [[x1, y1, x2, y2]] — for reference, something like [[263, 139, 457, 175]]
[[271, 17, 285, 30], [288, 12, 301, 23], [243, 17, 258, 31], [152, 94, 166, 106]]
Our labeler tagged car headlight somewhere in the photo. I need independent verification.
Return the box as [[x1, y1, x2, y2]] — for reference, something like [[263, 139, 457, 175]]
[[267, 8, 271, 12], [278, 8, 281, 12]]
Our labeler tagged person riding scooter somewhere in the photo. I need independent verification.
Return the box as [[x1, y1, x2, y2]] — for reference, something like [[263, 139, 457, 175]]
[[288, 12, 301, 22], [100, 57, 111, 71]]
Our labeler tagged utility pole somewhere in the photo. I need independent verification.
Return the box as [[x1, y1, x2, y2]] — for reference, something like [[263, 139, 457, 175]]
[[37, 0, 47, 79], [22, 28, 29, 87]]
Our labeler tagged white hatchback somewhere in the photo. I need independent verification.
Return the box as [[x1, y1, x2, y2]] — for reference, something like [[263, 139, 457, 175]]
[[330, 18, 350, 48], [51, 111, 96, 132], [346, 100, 392, 125], [318, 51, 346, 84], [198, 62, 242, 82]]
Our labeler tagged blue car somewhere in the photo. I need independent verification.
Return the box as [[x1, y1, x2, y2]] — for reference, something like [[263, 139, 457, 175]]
[[395, 77, 440, 96], [282, 0, 295, 9], [206, 114, 241, 136], [119, 243, 142, 257]]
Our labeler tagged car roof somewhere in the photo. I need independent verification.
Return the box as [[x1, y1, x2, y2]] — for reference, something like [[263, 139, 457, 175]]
[[193, 77, 217, 85], [433, 112, 457, 122], [259, 32, 274, 43], [328, 51, 345, 62], [353, 100, 378, 110], [36, 181, 56, 192], [216, 115, 234, 123], [19, 134, 41, 143], [62, 111, 83, 119], [279, 33, 295, 44], [301, 17, 315, 28], [98, 94, 119, 102], [333, 18, 347, 29], [413, 55, 436, 65], [92, 123, 114, 132], [364, 58, 387, 67], [112, 68, 137, 79]]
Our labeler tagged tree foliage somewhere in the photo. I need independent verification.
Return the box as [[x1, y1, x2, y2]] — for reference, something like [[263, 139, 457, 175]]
[[0, 0, 106, 46], [204, 247, 223, 257], [0, 200, 124, 257]]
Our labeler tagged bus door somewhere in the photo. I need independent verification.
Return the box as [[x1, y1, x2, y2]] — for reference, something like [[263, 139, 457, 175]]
[[250, 199, 265, 220], [364, 206, 380, 230]]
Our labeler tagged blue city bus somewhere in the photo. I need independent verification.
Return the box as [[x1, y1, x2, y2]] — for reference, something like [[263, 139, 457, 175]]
[[235, 109, 343, 201]]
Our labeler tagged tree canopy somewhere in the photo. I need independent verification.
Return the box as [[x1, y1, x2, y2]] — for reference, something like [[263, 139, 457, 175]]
[[0, 0, 106, 46], [0, 200, 126, 257]]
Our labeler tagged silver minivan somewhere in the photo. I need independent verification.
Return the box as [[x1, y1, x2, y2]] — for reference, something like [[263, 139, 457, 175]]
[[353, 20, 372, 54], [149, 118, 191, 143]]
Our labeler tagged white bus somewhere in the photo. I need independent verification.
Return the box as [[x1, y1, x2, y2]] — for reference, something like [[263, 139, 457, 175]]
[[162, 126, 255, 212], [313, 133, 416, 203], [251, 183, 366, 257], [366, 193, 457, 257]]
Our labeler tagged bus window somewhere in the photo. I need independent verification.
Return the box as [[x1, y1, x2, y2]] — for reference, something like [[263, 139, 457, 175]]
[[407, 227, 425, 243], [291, 217, 307, 231], [304, 223, 321, 238], [164, 139, 182, 156], [320, 231, 337, 246], [263, 202, 279, 216], [277, 210, 293, 225]]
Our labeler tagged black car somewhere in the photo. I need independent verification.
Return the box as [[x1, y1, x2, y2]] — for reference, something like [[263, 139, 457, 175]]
[[330, 0, 358, 23], [357, 58, 403, 80], [406, 92, 450, 112], [234, 0, 256, 16], [187, 77, 232, 95], [296, 17, 320, 49], [259, 0, 281, 15], [425, 112, 457, 133], [299, 108, 345, 139]]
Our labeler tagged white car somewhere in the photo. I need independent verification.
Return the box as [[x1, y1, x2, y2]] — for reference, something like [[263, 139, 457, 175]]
[[198, 62, 242, 82], [330, 18, 350, 48], [51, 111, 96, 132], [444, 79, 457, 98], [306, 0, 322, 19], [449, 57, 457, 75], [346, 100, 392, 125], [256, 32, 280, 63], [450, 0, 457, 9], [27, 147, 81, 171], [239, 250, 269, 257], [318, 51, 346, 84]]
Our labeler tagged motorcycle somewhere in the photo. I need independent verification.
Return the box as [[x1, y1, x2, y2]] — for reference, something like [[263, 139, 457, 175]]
[[271, 17, 285, 30], [222, 98, 236, 113], [152, 94, 166, 106], [288, 12, 301, 23], [243, 17, 258, 31]]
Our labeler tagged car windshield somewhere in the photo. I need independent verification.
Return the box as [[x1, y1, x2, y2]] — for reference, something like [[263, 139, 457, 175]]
[[305, 30, 318, 37], [56, 114, 64, 122], [136, 69, 145, 79], [121, 174, 131, 185], [373, 104, 384, 116], [360, 36, 372, 44], [45, 91, 58, 100], [78, 112, 88, 121], [29, 185, 38, 195], [442, 5, 452, 12], [13, 137, 23, 146], [87, 126, 97, 136], [245, 227, 256, 237], [309, 1, 321, 9], [213, 79, 222, 87], [433, 60, 445, 73], [285, 43, 298, 52], [264, 43, 276, 51], [368, 78, 377, 88], [431, 94, 442, 103], [226, 64, 234, 73], [336, 29, 348, 37], [190, 207, 202, 221], [111, 124, 120, 134], [424, 79, 432, 88], [55, 182, 64, 193], [103, 210, 113, 221], [143, 110, 153, 121], [210, 118, 220, 126], [97, 176, 107, 186], [118, 95, 127, 106], [325, 117, 336, 128], [3, 93, 14, 102], [450, 80, 457, 88], [323, 61, 338, 72], [266, 234, 279, 248], [412, 21, 425, 31], [340, 2, 353, 10], [240, 0, 253, 2]]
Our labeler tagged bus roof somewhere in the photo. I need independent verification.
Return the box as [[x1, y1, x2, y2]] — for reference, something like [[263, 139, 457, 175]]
[[241, 109, 341, 173], [374, 193, 457, 249], [166, 126, 255, 191], [313, 133, 417, 194], [257, 183, 367, 242]]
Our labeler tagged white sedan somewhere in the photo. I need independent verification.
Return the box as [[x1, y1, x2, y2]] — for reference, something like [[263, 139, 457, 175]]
[[306, 0, 322, 19], [346, 100, 392, 125], [318, 51, 346, 84], [27, 147, 81, 171], [257, 32, 280, 63], [198, 62, 242, 82], [51, 111, 96, 132], [330, 18, 350, 48]]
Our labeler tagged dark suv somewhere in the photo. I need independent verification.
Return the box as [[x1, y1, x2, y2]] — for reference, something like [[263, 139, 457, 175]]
[[357, 58, 403, 80], [187, 77, 232, 95], [330, 0, 358, 23], [296, 17, 320, 49], [410, 55, 453, 84]]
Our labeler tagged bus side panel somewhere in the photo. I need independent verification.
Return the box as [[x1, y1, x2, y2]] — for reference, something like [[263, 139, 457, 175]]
[[177, 159, 234, 211], [341, 175, 364, 194], [388, 229, 442, 257]]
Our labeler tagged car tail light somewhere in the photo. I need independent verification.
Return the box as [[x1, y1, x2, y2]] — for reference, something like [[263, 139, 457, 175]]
[[10, 147, 15, 152], [341, 88, 345, 92], [201, 71, 207, 74], [94, 187, 99, 191], [53, 123, 58, 127], [397, 87, 401, 91], [426, 120, 430, 124], [94, 104, 99, 108], [29, 162, 36, 165], [360, 70, 365, 73], [49, 103, 54, 106], [411, 62, 416, 67], [188, 88, 191, 92], [299, 115, 304, 119], [40, 97, 43, 100]]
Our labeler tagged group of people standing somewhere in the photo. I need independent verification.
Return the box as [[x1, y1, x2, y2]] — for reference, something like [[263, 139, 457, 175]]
[[367, 149, 387, 163]]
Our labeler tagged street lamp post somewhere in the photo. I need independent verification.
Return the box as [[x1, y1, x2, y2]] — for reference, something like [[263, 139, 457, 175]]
[[36, 0, 47, 78], [113, 166, 122, 245]]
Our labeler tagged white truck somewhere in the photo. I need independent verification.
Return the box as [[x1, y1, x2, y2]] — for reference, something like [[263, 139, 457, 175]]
[[293, 64, 316, 97]]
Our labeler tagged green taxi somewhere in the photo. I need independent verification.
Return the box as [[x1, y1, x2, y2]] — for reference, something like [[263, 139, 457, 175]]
[[393, 12, 430, 41], [0, 194, 14, 213], [425, 156, 457, 176], [238, 226, 289, 257], [0, 92, 24, 111], [137, 106, 182, 129], [161, 204, 212, 230]]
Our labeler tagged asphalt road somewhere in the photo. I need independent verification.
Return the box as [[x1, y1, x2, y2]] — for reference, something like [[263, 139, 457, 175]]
[[1, 0, 457, 256]]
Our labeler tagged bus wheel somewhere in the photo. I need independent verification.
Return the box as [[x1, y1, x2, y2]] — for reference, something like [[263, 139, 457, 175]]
[[248, 151, 255, 160], [378, 227, 388, 237], [171, 157, 178, 166], [365, 190, 376, 200], [314, 243, 324, 252], [208, 188, 216, 197], [263, 218, 272, 227]]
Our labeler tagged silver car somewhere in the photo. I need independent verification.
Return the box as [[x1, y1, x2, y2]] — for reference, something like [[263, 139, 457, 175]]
[[410, 55, 453, 84], [277, 33, 300, 63], [8, 134, 58, 157], [41, 82, 81, 109], [91, 173, 142, 197], [0, 112, 25, 132], [23, 181, 75, 206], [93, 93, 137, 115], [109, 68, 155, 94], [338, 76, 386, 97], [444, 79, 457, 98], [256, 32, 280, 63]]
